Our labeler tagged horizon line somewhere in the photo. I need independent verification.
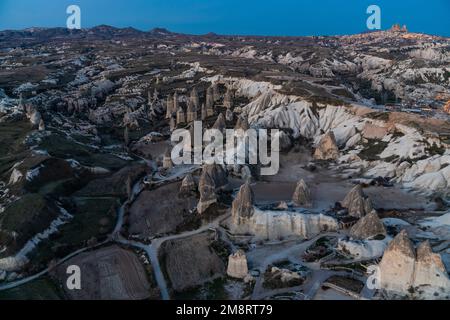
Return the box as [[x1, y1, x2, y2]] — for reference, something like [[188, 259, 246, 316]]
[[1, 24, 448, 39]]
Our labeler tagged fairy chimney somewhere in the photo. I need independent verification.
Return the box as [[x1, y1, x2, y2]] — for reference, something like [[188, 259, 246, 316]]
[[231, 182, 255, 225], [349, 211, 386, 239], [197, 170, 217, 214], [227, 250, 249, 279], [341, 184, 373, 218], [163, 148, 173, 169], [292, 179, 312, 207], [314, 131, 340, 160]]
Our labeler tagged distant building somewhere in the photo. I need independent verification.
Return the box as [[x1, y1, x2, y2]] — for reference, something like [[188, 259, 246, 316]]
[[390, 24, 408, 33]]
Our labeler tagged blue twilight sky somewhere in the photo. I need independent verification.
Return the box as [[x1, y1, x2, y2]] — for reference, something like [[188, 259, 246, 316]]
[[0, 0, 449, 36]]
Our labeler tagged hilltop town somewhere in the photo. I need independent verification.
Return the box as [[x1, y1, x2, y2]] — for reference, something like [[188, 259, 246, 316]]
[[0, 25, 449, 300]]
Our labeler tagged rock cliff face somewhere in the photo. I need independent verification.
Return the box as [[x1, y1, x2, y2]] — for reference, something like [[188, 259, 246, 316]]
[[378, 230, 450, 298], [292, 179, 312, 207], [341, 185, 373, 218], [349, 211, 386, 240], [227, 250, 248, 279], [314, 131, 340, 160]]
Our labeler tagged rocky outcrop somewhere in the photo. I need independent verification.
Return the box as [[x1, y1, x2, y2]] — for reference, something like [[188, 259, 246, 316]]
[[349, 211, 386, 239], [163, 148, 173, 169], [169, 116, 176, 131], [414, 241, 450, 297], [378, 230, 450, 298], [197, 170, 217, 214], [212, 113, 226, 132], [292, 179, 312, 207], [314, 131, 340, 160], [230, 183, 337, 240], [179, 173, 196, 197], [176, 107, 186, 124], [186, 101, 196, 123], [231, 182, 255, 225], [227, 250, 248, 279], [341, 185, 373, 218], [201, 103, 207, 120], [226, 109, 233, 122], [224, 87, 233, 109], [38, 119, 46, 131], [202, 164, 228, 189], [206, 86, 214, 116], [190, 87, 199, 111], [235, 116, 249, 131], [378, 230, 416, 293], [165, 95, 174, 119]]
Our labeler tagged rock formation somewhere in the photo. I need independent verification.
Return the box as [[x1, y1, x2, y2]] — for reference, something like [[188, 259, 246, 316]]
[[231, 182, 255, 225], [190, 87, 199, 111], [38, 119, 46, 131], [179, 173, 196, 197], [169, 116, 176, 131], [212, 83, 220, 102], [235, 116, 249, 131], [227, 250, 248, 279], [378, 230, 450, 298], [314, 131, 340, 160], [226, 108, 233, 122], [197, 170, 217, 214], [414, 241, 450, 297], [224, 87, 233, 109], [186, 101, 196, 123], [165, 95, 174, 119], [163, 148, 173, 169], [201, 103, 207, 120], [176, 107, 186, 124], [292, 179, 312, 207], [444, 100, 450, 115], [349, 211, 386, 239], [275, 131, 292, 152], [202, 164, 228, 189], [230, 182, 337, 240], [378, 230, 416, 293], [212, 113, 226, 132], [341, 184, 373, 218], [206, 87, 214, 116], [173, 92, 179, 113]]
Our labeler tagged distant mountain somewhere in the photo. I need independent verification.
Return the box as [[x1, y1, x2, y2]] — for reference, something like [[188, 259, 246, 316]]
[[148, 27, 174, 36], [0, 25, 168, 48]]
